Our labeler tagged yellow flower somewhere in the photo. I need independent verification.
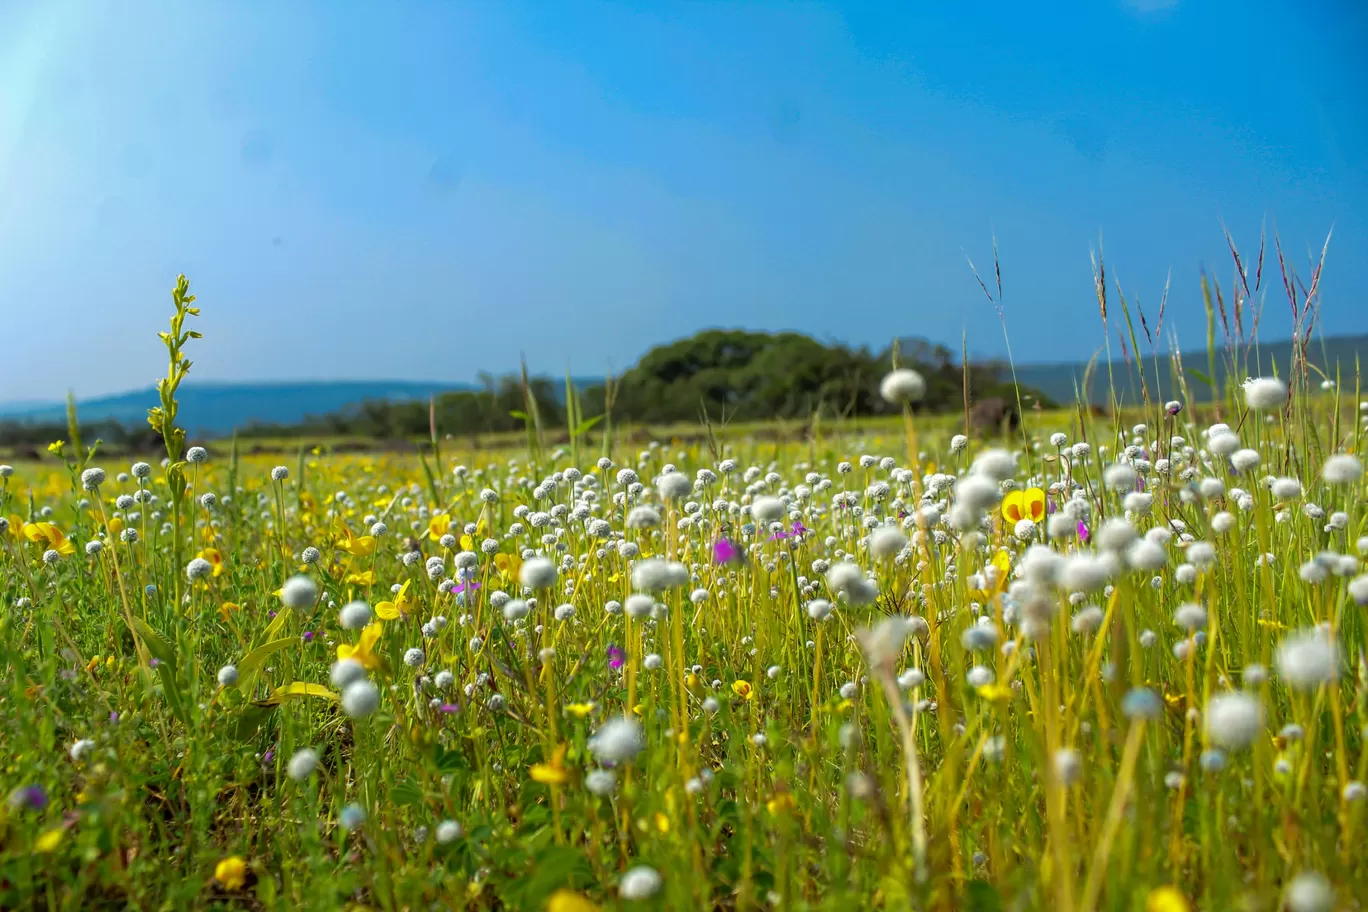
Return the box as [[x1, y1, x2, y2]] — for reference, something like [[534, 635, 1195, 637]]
[[34, 827, 64, 853], [977, 683, 1014, 704], [47, 440, 65, 455], [23, 522, 76, 556], [732, 680, 755, 701], [345, 569, 377, 587], [969, 550, 1012, 603], [428, 513, 453, 542], [494, 552, 521, 581], [654, 811, 670, 833], [565, 702, 597, 718], [106, 515, 124, 538], [215, 855, 248, 890], [333, 520, 377, 558], [766, 792, 796, 816], [218, 602, 241, 622], [530, 744, 570, 785], [338, 622, 383, 670], [546, 890, 599, 912], [197, 547, 227, 578], [6, 514, 24, 541], [1001, 487, 1046, 524], [1146, 886, 1189, 912], [375, 580, 414, 621]]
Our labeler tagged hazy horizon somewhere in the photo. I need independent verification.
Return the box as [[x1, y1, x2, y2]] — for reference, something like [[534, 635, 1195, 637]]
[[3, 1, 1365, 401]]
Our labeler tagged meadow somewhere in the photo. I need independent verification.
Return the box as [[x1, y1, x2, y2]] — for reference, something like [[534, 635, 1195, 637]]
[[2, 276, 1367, 911]]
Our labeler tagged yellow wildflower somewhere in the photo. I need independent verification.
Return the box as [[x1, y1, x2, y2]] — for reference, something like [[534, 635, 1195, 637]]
[[732, 680, 755, 701], [530, 744, 570, 785], [1002, 487, 1046, 523], [978, 683, 1014, 704], [23, 522, 76, 556], [47, 440, 65, 455], [566, 702, 597, 717], [969, 550, 1012, 603], [34, 827, 64, 853], [1146, 886, 1189, 912], [375, 580, 414, 621], [197, 547, 227, 578], [546, 890, 599, 912], [215, 855, 248, 890], [428, 513, 453, 542], [338, 622, 383, 670], [345, 569, 377, 587]]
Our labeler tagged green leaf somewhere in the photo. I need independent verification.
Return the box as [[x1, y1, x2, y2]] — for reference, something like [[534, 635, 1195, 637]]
[[391, 778, 425, 806], [259, 681, 339, 706], [130, 617, 177, 669], [434, 747, 466, 775], [571, 414, 604, 436], [508, 410, 529, 421], [233, 703, 278, 741], [155, 662, 190, 725], [235, 637, 300, 693], [1189, 368, 1213, 387], [963, 880, 1003, 912]]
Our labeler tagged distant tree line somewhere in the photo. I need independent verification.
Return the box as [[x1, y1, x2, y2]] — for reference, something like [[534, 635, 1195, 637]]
[[1, 330, 1049, 453]]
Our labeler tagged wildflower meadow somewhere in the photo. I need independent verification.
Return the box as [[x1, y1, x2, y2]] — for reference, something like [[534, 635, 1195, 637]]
[[2, 266, 1367, 912]]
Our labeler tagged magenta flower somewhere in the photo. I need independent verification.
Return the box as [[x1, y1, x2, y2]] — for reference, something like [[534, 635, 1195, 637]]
[[438, 702, 461, 714], [1077, 520, 1090, 543], [607, 645, 625, 670], [714, 539, 741, 564]]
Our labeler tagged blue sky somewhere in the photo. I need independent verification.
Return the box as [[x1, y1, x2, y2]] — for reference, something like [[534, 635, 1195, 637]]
[[2, 0, 1364, 401]]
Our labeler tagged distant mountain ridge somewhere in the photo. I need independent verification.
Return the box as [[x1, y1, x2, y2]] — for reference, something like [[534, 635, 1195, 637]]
[[0, 380, 474, 436]]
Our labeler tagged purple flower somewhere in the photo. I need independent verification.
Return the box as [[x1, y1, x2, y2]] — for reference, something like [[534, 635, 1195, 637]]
[[791, 520, 809, 539], [262, 749, 275, 764], [8, 785, 47, 812], [149, 658, 160, 668], [607, 645, 625, 671], [302, 630, 314, 643], [713, 539, 740, 565], [1077, 520, 1090, 544], [438, 702, 461, 714], [108, 711, 119, 725]]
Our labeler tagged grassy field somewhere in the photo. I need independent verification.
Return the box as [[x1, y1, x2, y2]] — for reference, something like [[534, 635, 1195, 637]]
[[3, 285, 1368, 911]]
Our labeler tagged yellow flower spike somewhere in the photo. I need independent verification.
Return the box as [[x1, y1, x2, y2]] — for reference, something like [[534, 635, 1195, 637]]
[[214, 855, 248, 890], [530, 744, 570, 785], [731, 680, 755, 701], [1023, 487, 1046, 522], [106, 516, 124, 538], [654, 812, 670, 833], [34, 827, 64, 853], [1145, 886, 1190, 912], [337, 622, 384, 670], [47, 440, 65, 455], [565, 702, 597, 718], [546, 889, 599, 912], [375, 580, 413, 621], [1001, 489, 1025, 523]]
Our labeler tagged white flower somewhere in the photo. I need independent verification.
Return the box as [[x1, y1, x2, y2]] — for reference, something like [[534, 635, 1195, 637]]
[[341, 679, 380, 717], [339, 803, 366, 832], [869, 526, 907, 560], [217, 665, 239, 687], [1204, 692, 1262, 749], [69, 739, 96, 763], [1284, 872, 1333, 912], [280, 575, 317, 610], [751, 496, 786, 524], [656, 471, 693, 501], [1322, 453, 1363, 485], [1243, 376, 1288, 411], [971, 449, 1016, 482], [331, 658, 367, 688], [1053, 748, 1081, 786], [435, 819, 463, 844], [339, 601, 372, 629], [879, 368, 926, 403], [186, 557, 213, 581], [287, 748, 319, 781], [1276, 630, 1339, 690], [519, 557, 558, 590], [626, 506, 660, 528], [619, 865, 662, 900], [631, 558, 688, 592], [585, 769, 616, 796], [589, 717, 645, 764], [1349, 575, 1368, 606]]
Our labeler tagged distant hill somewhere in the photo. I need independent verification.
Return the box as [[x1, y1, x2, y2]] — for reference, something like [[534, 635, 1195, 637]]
[[0, 380, 475, 436], [1005, 334, 1367, 406]]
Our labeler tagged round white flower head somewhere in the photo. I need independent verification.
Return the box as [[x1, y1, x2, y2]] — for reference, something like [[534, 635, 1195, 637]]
[[1284, 872, 1333, 912], [1276, 629, 1339, 690], [217, 665, 239, 687], [656, 471, 693, 501], [339, 803, 366, 832], [585, 769, 616, 796], [519, 556, 558, 590], [1322, 453, 1363, 485], [619, 866, 662, 901], [869, 526, 907, 561], [280, 575, 317, 610], [131, 461, 151, 478], [1204, 692, 1262, 749], [1243, 376, 1288, 411], [856, 616, 911, 667], [80, 467, 106, 491], [69, 739, 96, 763], [339, 601, 372, 630], [287, 747, 319, 781], [971, 448, 1017, 482], [435, 820, 462, 844], [270, 465, 289, 482], [331, 658, 367, 688], [1053, 748, 1082, 786], [186, 557, 213, 581], [626, 505, 660, 528], [186, 446, 208, 463], [631, 558, 688, 592], [751, 496, 786, 525], [880, 368, 926, 404], [341, 679, 380, 718], [589, 716, 645, 764]]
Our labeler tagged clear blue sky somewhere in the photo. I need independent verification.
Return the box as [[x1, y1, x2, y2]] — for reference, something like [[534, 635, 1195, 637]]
[[2, 0, 1365, 401]]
